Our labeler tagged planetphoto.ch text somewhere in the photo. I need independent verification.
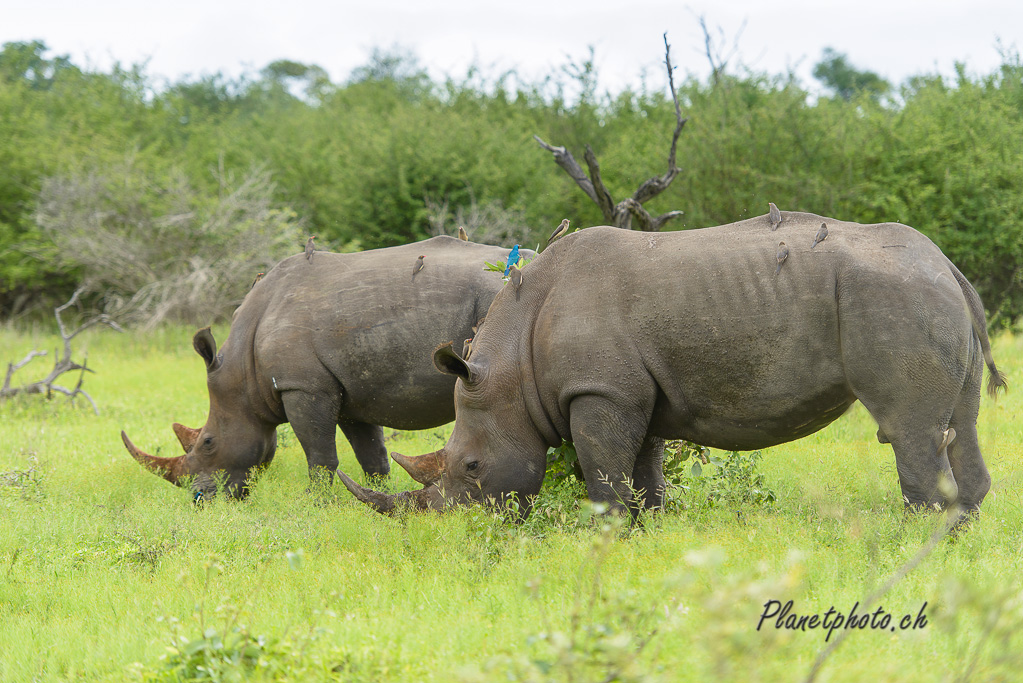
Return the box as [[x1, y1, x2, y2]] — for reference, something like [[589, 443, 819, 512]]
[[757, 600, 928, 642]]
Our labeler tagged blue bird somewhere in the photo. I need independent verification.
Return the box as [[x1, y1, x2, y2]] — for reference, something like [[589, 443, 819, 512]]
[[503, 244, 521, 276]]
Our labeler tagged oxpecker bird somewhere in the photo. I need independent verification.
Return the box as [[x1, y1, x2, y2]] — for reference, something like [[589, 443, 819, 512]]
[[250, 272, 264, 289], [768, 203, 782, 231], [547, 219, 570, 246], [503, 244, 521, 276], [509, 262, 523, 290], [776, 241, 789, 275], [305, 236, 316, 261], [462, 338, 473, 359], [811, 222, 828, 249], [458, 226, 469, 241], [412, 255, 425, 281]]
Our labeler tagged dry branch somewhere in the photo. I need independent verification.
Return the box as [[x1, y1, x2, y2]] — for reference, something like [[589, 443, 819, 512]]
[[534, 33, 687, 232], [1, 287, 122, 414], [34, 163, 303, 329]]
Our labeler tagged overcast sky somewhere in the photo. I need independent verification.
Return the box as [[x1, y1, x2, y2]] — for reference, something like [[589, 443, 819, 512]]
[[4, 0, 1021, 94]]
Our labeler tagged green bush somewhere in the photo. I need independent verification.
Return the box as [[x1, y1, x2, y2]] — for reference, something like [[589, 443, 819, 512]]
[[3, 40, 1021, 325]]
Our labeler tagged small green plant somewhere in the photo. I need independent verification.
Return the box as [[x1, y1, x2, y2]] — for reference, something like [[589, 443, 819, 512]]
[[147, 552, 362, 682], [157, 622, 272, 682], [483, 254, 534, 280], [466, 506, 680, 683], [707, 450, 776, 508], [112, 529, 176, 573], [544, 439, 775, 515], [0, 457, 45, 505], [521, 476, 591, 536], [152, 558, 267, 682], [663, 439, 709, 485], [660, 442, 776, 513], [545, 439, 581, 481]]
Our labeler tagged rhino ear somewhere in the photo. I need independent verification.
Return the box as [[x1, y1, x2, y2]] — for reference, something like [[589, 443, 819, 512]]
[[434, 342, 481, 384], [193, 328, 221, 372]]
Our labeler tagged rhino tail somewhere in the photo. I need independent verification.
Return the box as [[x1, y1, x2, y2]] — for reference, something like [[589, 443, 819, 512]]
[[946, 259, 1007, 398]]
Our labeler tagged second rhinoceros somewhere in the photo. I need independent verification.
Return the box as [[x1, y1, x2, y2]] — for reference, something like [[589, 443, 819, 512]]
[[122, 236, 530, 499], [341, 213, 1004, 522]]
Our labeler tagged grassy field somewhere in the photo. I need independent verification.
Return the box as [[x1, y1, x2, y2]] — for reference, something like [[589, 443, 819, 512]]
[[1, 324, 1022, 682]]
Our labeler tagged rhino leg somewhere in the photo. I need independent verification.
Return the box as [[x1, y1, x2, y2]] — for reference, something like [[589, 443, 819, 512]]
[[888, 429, 956, 510], [946, 369, 990, 515], [281, 390, 341, 485], [339, 419, 389, 477], [631, 436, 666, 510], [946, 423, 989, 514], [568, 394, 651, 518], [842, 306, 972, 512], [858, 381, 961, 510]]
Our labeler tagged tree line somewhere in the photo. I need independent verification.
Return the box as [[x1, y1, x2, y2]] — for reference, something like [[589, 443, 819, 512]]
[[2, 39, 1022, 325]]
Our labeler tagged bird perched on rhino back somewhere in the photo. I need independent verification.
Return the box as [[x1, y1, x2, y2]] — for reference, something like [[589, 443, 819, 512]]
[[412, 255, 425, 281], [509, 262, 523, 291], [305, 236, 316, 261], [768, 203, 783, 231], [503, 245, 521, 276], [811, 223, 829, 249], [547, 219, 570, 247], [458, 226, 469, 241], [776, 241, 789, 274]]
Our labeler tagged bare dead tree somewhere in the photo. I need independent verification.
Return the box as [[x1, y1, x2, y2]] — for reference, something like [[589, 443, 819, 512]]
[[697, 14, 747, 85], [1, 288, 122, 414], [534, 33, 687, 232]]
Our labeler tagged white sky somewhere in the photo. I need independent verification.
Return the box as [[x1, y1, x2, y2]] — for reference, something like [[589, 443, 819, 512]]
[[3, 0, 1021, 93]]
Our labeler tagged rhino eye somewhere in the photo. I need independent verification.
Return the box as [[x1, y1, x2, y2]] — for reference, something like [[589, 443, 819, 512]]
[[203, 437, 213, 447], [466, 460, 478, 471]]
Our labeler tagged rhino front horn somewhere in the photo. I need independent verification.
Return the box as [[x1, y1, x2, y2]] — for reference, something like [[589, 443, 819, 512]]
[[121, 430, 185, 485], [338, 470, 398, 513], [391, 450, 444, 485], [338, 470, 439, 515]]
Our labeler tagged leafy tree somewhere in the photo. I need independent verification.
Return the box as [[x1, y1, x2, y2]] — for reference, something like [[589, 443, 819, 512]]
[[0, 39, 76, 89], [1, 38, 1021, 327], [813, 47, 890, 100]]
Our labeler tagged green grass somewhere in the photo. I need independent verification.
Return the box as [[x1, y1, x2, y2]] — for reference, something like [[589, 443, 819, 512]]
[[2, 325, 1022, 682]]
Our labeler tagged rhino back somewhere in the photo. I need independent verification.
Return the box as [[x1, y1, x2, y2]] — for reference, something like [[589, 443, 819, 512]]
[[236, 236, 514, 429], [524, 216, 973, 450]]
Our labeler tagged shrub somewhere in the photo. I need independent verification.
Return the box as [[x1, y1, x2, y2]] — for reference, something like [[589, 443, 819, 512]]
[[34, 160, 303, 329]]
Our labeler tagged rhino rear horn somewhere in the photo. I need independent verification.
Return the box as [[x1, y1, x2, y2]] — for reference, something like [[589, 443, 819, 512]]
[[391, 450, 444, 485], [121, 430, 185, 485], [172, 422, 201, 453]]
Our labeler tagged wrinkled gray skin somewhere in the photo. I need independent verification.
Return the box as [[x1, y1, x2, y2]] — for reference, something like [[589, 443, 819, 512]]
[[342, 213, 1004, 524], [122, 236, 532, 499]]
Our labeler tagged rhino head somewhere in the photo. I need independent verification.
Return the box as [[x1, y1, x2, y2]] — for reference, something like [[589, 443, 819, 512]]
[[122, 328, 278, 500], [340, 341, 550, 516]]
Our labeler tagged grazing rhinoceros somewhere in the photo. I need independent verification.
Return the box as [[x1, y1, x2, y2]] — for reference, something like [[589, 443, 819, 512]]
[[121, 236, 532, 499], [340, 213, 1005, 522]]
